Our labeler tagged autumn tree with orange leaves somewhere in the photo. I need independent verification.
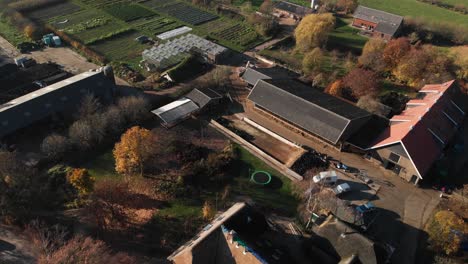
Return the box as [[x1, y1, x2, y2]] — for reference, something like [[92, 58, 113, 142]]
[[325, 80, 343, 97], [67, 168, 94, 196], [113, 126, 155, 176]]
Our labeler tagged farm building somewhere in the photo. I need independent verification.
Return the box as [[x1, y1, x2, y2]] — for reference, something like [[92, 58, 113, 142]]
[[246, 79, 372, 147], [185, 87, 222, 109], [0, 67, 115, 138], [305, 214, 388, 264], [142, 34, 229, 71], [352, 6, 403, 40], [273, 1, 314, 19], [168, 202, 286, 264], [241, 66, 299, 87], [367, 80, 465, 184], [151, 88, 222, 127]]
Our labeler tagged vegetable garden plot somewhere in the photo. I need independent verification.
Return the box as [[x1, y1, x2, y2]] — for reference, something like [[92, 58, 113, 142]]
[[156, 2, 218, 25], [79, 0, 123, 8], [213, 24, 259, 46], [49, 10, 125, 44], [25, 2, 81, 21], [102, 3, 156, 22], [90, 30, 147, 62], [141, 0, 178, 9], [131, 17, 180, 36]]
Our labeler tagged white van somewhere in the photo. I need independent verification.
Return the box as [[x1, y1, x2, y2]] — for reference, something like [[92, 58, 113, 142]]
[[333, 183, 351, 195], [313, 171, 338, 185]]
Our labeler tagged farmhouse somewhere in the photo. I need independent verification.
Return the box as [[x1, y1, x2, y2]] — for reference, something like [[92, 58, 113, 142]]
[[368, 80, 465, 184], [352, 5, 403, 40], [168, 202, 285, 264], [246, 79, 372, 147], [241, 66, 299, 87], [0, 67, 115, 138], [151, 88, 222, 127], [273, 1, 313, 19], [142, 34, 229, 71]]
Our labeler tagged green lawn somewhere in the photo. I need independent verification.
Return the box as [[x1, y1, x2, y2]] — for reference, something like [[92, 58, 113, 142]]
[[230, 144, 299, 216], [81, 142, 298, 217], [0, 14, 30, 46], [84, 151, 121, 181], [360, 0, 468, 28], [328, 17, 368, 53]]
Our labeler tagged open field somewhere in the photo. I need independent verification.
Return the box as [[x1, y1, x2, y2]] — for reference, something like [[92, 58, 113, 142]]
[[360, 0, 468, 28]]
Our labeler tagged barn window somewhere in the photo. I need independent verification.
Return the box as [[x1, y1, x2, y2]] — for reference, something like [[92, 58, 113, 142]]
[[2, 121, 8, 126], [388, 152, 400, 163], [61, 96, 68, 101], [24, 112, 31, 117]]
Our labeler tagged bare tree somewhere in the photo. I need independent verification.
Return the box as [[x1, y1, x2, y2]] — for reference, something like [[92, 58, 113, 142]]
[[77, 94, 102, 121], [117, 96, 150, 125], [40, 134, 70, 161]]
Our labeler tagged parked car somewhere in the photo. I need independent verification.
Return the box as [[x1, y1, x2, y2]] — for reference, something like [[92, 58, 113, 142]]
[[313, 170, 338, 185], [333, 183, 351, 195], [355, 202, 375, 214]]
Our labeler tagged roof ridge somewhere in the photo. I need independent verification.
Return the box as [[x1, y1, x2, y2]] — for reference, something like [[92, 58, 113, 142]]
[[357, 5, 403, 19], [264, 79, 368, 121]]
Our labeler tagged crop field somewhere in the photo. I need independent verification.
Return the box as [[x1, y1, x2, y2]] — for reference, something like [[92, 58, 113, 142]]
[[213, 24, 259, 47], [130, 16, 181, 36], [360, 0, 468, 28], [102, 3, 157, 22], [155, 2, 218, 25], [24, 1, 81, 21]]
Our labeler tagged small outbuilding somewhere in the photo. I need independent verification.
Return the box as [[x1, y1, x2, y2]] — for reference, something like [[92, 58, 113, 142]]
[[352, 6, 403, 40], [273, 1, 313, 19], [151, 98, 199, 128], [185, 87, 222, 109]]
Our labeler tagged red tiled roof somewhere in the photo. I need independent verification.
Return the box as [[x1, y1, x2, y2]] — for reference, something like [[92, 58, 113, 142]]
[[370, 80, 463, 178]]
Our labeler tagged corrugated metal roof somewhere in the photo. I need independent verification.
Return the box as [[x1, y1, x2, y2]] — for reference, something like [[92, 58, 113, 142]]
[[151, 98, 199, 124]]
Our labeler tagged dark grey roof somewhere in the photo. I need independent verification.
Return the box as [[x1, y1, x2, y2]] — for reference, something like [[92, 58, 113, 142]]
[[247, 79, 371, 144], [185, 88, 222, 108], [241, 67, 299, 86], [275, 1, 313, 16], [353, 5, 403, 36], [151, 98, 199, 125], [309, 216, 386, 264], [346, 115, 389, 149]]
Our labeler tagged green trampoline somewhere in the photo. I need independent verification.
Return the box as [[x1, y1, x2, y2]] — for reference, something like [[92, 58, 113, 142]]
[[250, 170, 272, 185]]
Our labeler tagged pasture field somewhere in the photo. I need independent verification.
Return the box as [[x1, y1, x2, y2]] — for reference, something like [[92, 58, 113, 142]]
[[360, 0, 468, 28], [102, 3, 157, 22], [155, 2, 218, 25]]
